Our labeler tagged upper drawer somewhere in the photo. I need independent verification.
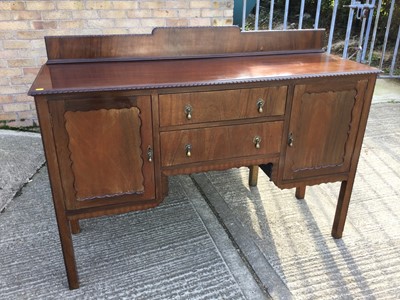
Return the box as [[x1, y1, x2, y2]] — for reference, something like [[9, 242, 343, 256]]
[[159, 86, 287, 127]]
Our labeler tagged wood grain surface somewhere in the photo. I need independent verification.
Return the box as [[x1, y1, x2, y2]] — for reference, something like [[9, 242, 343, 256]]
[[45, 26, 325, 61]]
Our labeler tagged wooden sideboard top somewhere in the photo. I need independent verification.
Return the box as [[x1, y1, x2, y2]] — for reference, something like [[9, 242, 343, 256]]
[[28, 26, 380, 96], [29, 52, 380, 96]]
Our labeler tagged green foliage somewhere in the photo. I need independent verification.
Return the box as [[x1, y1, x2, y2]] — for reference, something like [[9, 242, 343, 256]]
[[0, 123, 40, 133]]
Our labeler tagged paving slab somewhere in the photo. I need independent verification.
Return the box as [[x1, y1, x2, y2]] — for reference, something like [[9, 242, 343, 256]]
[[0, 130, 45, 212], [373, 78, 400, 103]]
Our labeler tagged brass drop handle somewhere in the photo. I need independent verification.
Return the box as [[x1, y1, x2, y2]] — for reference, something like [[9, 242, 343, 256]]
[[288, 133, 294, 147], [253, 136, 262, 149], [147, 146, 153, 162], [185, 144, 192, 157], [257, 99, 265, 113], [185, 104, 193, 120]]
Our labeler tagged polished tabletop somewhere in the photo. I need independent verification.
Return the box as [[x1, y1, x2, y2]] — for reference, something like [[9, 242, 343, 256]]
[[29, 53, 380, 96]]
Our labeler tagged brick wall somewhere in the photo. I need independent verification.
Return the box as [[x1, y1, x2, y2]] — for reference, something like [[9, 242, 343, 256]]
[[0, 0, 234, 127]]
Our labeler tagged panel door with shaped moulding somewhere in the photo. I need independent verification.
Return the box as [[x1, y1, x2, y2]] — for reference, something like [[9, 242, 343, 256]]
[[282, 78, 368, 181], [48, 95, 155, 210]]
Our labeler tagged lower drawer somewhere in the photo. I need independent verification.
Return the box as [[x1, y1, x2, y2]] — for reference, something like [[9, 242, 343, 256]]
[[160, 121, 283, 167]]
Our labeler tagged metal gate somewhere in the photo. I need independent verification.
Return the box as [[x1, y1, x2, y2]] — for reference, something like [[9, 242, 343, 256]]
[[238, 0, 399, 78]]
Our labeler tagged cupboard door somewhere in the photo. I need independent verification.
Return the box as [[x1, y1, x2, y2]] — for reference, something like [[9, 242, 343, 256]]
[[282, 79, 368, 180], [50, 96, 155, 209]]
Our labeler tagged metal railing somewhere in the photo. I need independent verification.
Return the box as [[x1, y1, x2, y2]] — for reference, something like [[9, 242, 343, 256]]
[[239, 0, 399, 78]]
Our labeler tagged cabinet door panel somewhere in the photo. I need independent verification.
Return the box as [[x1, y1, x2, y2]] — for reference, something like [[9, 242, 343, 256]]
[[283, 79, 367, 180], [65, 108, 144, 200], [50, 96, 155, 210]]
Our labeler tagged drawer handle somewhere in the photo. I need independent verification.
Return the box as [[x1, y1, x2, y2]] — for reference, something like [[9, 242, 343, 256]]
[[253, 136, 262, 149], [257, 99, 265, 113], [185, 144, 192, 157], [288, 133, 294, 147], [147, 146, 153, 162], [185, 104, 193, 120]]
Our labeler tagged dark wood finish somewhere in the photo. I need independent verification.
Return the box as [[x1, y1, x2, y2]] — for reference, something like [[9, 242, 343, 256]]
[[35, 96, 79, 289], [332, 74, 377, 238], [249, 166, 259, 187], [45, 26, 325, 62], [162, 156, 280, 176], [282, 79, 367, 180], [295, 186, 306, 199], [70, 220, 80, 234], [64, 107, 145, 200], [160, 121, 283, 167], [29, 53, 377, 96], [159, 87, 287, 126], [48, 96, 156, 210], [28, 27, 379, 289]]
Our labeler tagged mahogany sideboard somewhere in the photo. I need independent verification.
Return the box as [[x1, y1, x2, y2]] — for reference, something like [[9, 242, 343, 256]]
[[28, 27, 380, 289]]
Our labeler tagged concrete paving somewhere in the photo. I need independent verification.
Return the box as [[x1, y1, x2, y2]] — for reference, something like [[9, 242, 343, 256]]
[[0, 79, 399, 299], [0, 130, 45, 212], [373, 78, 400, 103]]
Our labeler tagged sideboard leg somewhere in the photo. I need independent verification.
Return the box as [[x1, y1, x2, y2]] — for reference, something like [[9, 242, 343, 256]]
[[70, 220, 81, 234], [57, 217, 80, 289], [331, 180, 354, 239], [36, 98, 79, 289], [295, 186, 306, 199], [248, 165, 259, 187], [60, 220, 80, 289], [161, 175, 169, 198]]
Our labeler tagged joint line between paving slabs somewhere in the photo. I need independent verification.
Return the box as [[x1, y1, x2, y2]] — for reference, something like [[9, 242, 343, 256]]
[[189, 174, 272, 299]]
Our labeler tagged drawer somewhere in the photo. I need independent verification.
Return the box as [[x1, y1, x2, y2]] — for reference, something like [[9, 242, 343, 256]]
[[160, 121, 283, 167], [159, 86, 287, 127]]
